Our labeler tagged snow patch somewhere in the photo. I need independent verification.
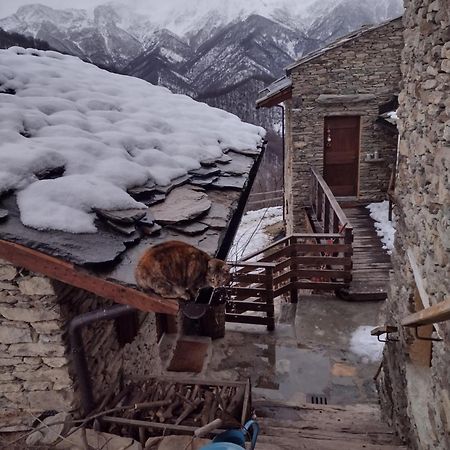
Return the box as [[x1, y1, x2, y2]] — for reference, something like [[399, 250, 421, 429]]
[[0, 47, 264, 233], [229, 206, 283, 261], [350, 325, 384, 363], [367, 201, 396, 254]]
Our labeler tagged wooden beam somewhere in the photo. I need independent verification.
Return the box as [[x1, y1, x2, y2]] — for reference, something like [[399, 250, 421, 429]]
[[0, 240, 179, 316], [402, 299, 450, 327]]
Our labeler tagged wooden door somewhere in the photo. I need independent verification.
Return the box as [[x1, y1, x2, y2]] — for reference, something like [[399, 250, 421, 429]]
[[323, 116, 360, 197]]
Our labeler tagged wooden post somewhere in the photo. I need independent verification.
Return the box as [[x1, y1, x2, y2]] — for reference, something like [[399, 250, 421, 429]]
[[333, 212, 340, 234], [290, 236, 298, 304], [324, 198, 330, 233], [265, 266, 275, 331], [343, 227, 353, 284], [316, 186, 323, 222]]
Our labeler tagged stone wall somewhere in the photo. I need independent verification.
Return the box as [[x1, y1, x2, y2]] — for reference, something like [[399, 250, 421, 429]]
[[378, 1, 450, 449], [285, 17, 404, 232], [0, 260, 74, 431], [0, 260, 161, 431]]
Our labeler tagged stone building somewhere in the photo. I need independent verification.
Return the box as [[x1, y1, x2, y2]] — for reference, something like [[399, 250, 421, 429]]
[[376, 1, 450, 449], [0, 48, 264, 431], [257, 17, 404, 233]]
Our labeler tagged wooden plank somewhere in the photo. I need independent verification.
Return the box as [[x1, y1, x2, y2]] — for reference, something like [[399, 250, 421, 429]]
[[402, 298, 450, 327], [407, 249, 431, 309], [0, 239, 179, 316], [228, 287, 268, 298], [226, 301, 271, 312], [233, 273, 267, 284], [294, 281, 345, 290], [225, 314, 268, 325], [274, 269, 350, 284]]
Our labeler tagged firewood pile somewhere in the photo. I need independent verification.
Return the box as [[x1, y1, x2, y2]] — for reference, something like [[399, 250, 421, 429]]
[[96, 378, 251, 439]]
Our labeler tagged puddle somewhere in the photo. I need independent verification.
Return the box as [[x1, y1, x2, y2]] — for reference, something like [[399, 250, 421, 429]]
[[255, 346, 331, 401]]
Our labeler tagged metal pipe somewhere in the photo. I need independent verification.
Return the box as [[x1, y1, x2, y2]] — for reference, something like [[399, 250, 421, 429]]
[[273, 104, 286, 224], [68, 304, 135, 415]]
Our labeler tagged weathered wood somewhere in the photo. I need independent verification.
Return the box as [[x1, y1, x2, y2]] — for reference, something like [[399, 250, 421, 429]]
[[0, 239, 179, 315], [402, 298, 450, 327], [265, 266, 275, 331], [225, 314, 269, 325]]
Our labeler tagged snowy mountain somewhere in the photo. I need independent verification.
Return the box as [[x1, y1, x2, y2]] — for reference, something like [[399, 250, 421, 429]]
[[0, 0, 404, 126]]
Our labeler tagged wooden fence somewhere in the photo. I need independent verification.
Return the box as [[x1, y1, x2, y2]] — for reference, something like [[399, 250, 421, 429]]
[[245, 189, 283, 211], [226, 233, 353, 330], [226, 168, 353, 330]]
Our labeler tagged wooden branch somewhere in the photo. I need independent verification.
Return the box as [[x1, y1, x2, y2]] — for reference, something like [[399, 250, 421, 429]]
[[0, 239, 179, 316]]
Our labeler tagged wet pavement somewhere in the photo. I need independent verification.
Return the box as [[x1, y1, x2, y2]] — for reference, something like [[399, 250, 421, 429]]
[[204, 293, 386, 405]]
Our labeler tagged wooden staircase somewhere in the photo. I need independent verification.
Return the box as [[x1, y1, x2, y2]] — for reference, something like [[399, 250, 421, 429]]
[[254, 400, 407, 450]]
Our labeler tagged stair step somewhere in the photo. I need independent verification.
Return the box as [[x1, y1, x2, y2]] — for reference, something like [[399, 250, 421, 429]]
[[256, 435, 408, 450], [254, 400, 407, 449]]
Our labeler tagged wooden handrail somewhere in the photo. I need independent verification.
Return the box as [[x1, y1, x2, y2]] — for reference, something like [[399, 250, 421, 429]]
[[402, 299, 450, 327], [240, 233, 344, 262], [310, 167, 353, 231]]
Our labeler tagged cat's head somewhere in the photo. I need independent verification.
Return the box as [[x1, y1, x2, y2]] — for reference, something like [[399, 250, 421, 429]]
[[207, 258, 231, 287]]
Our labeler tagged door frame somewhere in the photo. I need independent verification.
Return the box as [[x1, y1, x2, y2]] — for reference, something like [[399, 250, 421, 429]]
[[323, 114, 362, 198]]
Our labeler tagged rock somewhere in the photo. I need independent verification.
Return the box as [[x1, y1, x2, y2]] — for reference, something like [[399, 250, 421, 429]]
[[18, 277, 55, 296], [168, 222, 209, 236], [0, 324, 32, 344], [96, 208, 147, 225], [0, 265, 17, 281], [190, 176, 219, 187], [106, 220, 137, 236], [31, 320, 63, 333], [0, 305, 60, 322], [212, 176, 246, 190], [9, 342, 66, 357], [0, 209, 8, 222], [138, 210, 155, 227], [140, 223, 162, 236], [150, 187, 211, 225], [0, 357, 23, 366], [189, 167, 221, 178], [43, 357, 68, 368], [55, 428, 142, 450]]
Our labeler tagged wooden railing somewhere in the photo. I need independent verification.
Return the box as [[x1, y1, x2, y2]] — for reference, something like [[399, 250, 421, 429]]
[[246, 189, 283, 211], [226, 233, 353, 330], [402, 298, 450, 328], [310, 167, 353, 241], [225, 168, 354, 331]]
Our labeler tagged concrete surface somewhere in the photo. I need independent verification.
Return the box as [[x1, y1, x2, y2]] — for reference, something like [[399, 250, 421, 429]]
[[204, 293, 386, 405]]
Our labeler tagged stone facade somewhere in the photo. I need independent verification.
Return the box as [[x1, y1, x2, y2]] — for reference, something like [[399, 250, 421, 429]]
[[378, 1, 450, 450], [0, 259, 161, 431], [285, 18, 404, 233]]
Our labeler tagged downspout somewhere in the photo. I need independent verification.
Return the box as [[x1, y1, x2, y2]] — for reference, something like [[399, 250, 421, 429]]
[[273, 104, 286, 224], [69, 304, 135, 415]]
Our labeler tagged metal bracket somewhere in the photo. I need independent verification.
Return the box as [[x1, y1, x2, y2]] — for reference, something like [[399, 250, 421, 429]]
[[376, 334, 399, 343], [414, 326, 442, 342], [371, 325, 399, 343]]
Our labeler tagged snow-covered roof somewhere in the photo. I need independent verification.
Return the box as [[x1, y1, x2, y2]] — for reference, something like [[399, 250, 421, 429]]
[[0, 47, 265, 281], [0, 47, 264, 234], [256, 76, 292, 108], [286, 16, 403, 73]]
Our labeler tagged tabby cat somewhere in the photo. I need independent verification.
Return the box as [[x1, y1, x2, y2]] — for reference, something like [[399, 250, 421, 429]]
[[135, 240, 230, 301]]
